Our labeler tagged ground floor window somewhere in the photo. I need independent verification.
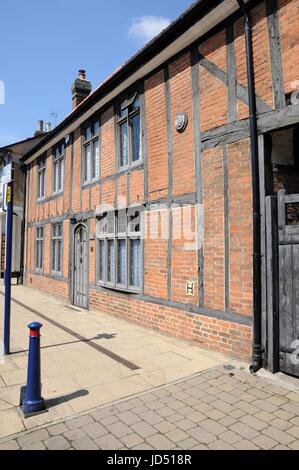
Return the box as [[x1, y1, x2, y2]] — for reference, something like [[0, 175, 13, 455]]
[[51, 223, 63, 275], [35, 226, 44, 272], [96, 209, 142, 292]]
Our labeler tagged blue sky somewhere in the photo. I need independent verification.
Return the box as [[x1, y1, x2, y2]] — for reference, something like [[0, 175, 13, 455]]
[[0, 0, 193, 147]]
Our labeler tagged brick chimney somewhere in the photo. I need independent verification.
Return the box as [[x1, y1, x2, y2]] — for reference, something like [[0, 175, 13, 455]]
[[71, 69, 92, 109], [34, 120, 44, 136]]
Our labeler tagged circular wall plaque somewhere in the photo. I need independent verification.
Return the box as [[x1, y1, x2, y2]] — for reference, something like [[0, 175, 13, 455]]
[[175, 112, 188, 133]]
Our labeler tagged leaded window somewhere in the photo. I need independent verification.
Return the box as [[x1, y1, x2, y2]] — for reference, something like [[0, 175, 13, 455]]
[[117, 92, 142, 168], [83, 118, 100, 184], [53, 141, 65, 194], [37, 158, 46, 200], [96, 209, 142, 292], [35, 226, 44, 271], [51, 223, 63, 275]]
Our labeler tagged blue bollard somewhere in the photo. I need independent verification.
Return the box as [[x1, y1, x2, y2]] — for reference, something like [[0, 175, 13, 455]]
[[22, 322, 46, 417]]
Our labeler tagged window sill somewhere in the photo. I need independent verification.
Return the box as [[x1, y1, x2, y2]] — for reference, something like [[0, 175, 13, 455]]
[[37, 193, 64, 204], [117, 160, 143, 174], [82, 179, 100, 190], [50, 272, 63, 280], [96, 283, 140, 295], [34, 269, 44, 275]]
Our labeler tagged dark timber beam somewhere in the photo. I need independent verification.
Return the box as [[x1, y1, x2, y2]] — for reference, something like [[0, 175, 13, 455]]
[[198, 52, 272, 114], [201, 119, 250, 149], [226, 25, 238, 122], [267, 0, 286, 109], [191, 48, 204, 307], [258, 103, 299, 133]]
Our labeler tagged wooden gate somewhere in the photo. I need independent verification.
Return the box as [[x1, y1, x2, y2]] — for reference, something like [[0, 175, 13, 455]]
[[277, 190, 299, 376], [73, 224, 88, 308]]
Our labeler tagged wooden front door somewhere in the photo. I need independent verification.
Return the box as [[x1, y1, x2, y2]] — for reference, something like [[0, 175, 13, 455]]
[[278, 190, 299, 376], [73, 224, 88, 308]]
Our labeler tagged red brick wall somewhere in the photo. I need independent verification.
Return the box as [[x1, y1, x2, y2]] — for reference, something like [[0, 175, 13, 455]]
[[169, 52, 196, 196], [144, 208, 168, 300], [234, 2, 274, 121], [101, 106, 116, 179], [202, 146, 225, 311], [88, 287, 252, 360], [91, 185, 100, 211], [199, 30, 228, 131], [82, 187, 90, 212], [101, 179, 115, 207], [63, 143, 72, 213], [117, 174, 127, 208], [25, 273, 69, 301], [278, 0, 299, 95], [171, 205, 198, 305], [227, 139, 253, 316], [130, 169, 144, 205], [72, 129, 82, 214], [144, 70, 168, 201]]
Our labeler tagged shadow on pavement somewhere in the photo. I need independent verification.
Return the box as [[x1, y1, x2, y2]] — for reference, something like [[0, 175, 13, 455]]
[[45, 389, 89, 409], [12, 333, 117, 355]]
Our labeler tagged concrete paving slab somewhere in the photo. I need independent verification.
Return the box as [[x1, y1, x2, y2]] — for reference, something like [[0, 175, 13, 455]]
[[0, 285, 234, 440]]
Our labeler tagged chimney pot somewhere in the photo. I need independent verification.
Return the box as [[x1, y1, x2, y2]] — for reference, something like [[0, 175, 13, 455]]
[[45, 122, 51, 132], [78, 69, 86, 80], [38, 120, 44, 133]]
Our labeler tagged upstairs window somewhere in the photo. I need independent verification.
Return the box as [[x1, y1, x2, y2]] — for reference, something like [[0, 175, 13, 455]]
[[117, 91, 142, 168], [37, 157, 46, 200], [51, 223, 63, 275], [35, 226, 44, 271], [53, 141, 65, 194], [83, 118, 100, 184], [96, 209, 142, 292]]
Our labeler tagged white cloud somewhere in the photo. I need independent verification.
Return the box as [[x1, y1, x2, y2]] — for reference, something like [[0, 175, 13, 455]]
[[128, 16, 171, 44]]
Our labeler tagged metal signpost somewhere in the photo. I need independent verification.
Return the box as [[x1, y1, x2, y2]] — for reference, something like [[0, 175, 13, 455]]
[[3, 162, 14, 355]]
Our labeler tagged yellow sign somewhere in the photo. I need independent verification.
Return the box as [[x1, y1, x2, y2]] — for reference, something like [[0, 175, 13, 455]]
[[6, 185, 11, 203], [186, 280, 195, 296]]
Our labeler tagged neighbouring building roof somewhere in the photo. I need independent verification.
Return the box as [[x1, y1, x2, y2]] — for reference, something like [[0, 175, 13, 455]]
[[0, 134, 46, 161]]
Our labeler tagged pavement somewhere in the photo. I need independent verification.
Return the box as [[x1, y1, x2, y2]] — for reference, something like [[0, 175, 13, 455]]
[[0, 286, 299, 451], [1, 364, 299, 450], [0, 285, 234, 441]]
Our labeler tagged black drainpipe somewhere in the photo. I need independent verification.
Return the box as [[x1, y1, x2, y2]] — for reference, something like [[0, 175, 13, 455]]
[[237, 0, 264, 372]]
